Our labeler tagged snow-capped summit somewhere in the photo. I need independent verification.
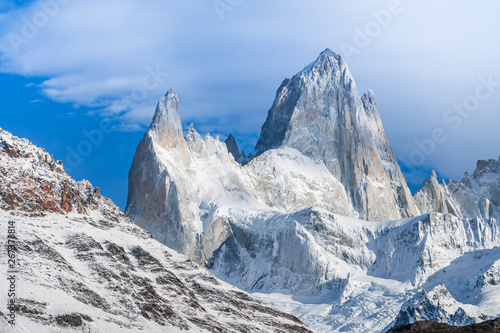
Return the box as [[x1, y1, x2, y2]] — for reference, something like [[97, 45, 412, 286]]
[[254, 49, 351, 155], [254, 49, 418, 221], [298, 48, 346, 76]]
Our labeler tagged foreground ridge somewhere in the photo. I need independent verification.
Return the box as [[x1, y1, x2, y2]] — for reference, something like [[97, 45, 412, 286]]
[[388, 318, 500, 333]]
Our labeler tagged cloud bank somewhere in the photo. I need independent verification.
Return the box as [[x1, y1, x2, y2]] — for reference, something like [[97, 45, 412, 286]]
[[1, 0, 499, 185]]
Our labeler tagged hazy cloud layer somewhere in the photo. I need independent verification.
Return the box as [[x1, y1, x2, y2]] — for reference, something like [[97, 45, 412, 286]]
[[1, 0, 499, 186]]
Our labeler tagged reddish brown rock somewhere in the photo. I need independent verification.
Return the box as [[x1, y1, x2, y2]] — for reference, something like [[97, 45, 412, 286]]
[[3, 143, 19, 158]]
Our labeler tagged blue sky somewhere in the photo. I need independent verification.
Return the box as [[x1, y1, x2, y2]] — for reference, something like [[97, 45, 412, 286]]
[[1, 0, 499, 209]]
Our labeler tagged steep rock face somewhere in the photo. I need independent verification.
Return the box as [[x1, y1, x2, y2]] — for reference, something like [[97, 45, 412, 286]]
[[414, 158, 500, 220], [148, 89, 186, 150], [451, 158, 500, 220], [254, 49, 417, 221], [224, 133, 247, 163], [0, 128, 313, 333], [126, 90, 200, 260]]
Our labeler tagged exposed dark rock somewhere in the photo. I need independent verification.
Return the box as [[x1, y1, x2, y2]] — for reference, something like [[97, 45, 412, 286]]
[[106, 242, 131, 264], [3, 143, 19, 158], [55, 313, 92, 327], [224, 133, 243, 162], [388, 318, 500, 332], [130, 246, 165, 273]]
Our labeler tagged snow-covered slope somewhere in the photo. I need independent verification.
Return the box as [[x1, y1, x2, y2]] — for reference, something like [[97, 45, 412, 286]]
[[0, 128, 313, 333], [415, 158, 500, 220], [209, 210, 499, 332], [387, 285, 488, 330]]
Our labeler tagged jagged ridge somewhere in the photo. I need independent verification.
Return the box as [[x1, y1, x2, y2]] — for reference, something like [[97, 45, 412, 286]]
[[415, 157, 500, 220]]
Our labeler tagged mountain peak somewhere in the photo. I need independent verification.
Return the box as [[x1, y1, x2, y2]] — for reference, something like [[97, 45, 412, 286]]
[[317, 48, 340, 63], [255, 49, 353, 155], [224, 133, 243, 162], [187, 123, 197, 133], [320, 48, 335, 56], [253, 49, 418, 221], [150, 89, 178, 127], [475, 157, 500, 175], [298, 49, 345, 77], [148, 89, 185, 150], [186, 123, 200, 139]]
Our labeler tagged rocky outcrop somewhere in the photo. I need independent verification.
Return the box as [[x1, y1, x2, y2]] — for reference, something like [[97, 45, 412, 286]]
[[387, 285, 488, 331], [148, 89, 186, 150], [388, 318, 500, 333], [224, 133, 246, 163], [414, 171, 462, 218], [0, 129, 112, 216], [126, 90, 201, 260], [414, 158, 500, 220]]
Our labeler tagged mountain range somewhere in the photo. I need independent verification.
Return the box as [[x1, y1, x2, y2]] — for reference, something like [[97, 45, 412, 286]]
[[126, 49, 500, 332], [1, 49, 499, 332]]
